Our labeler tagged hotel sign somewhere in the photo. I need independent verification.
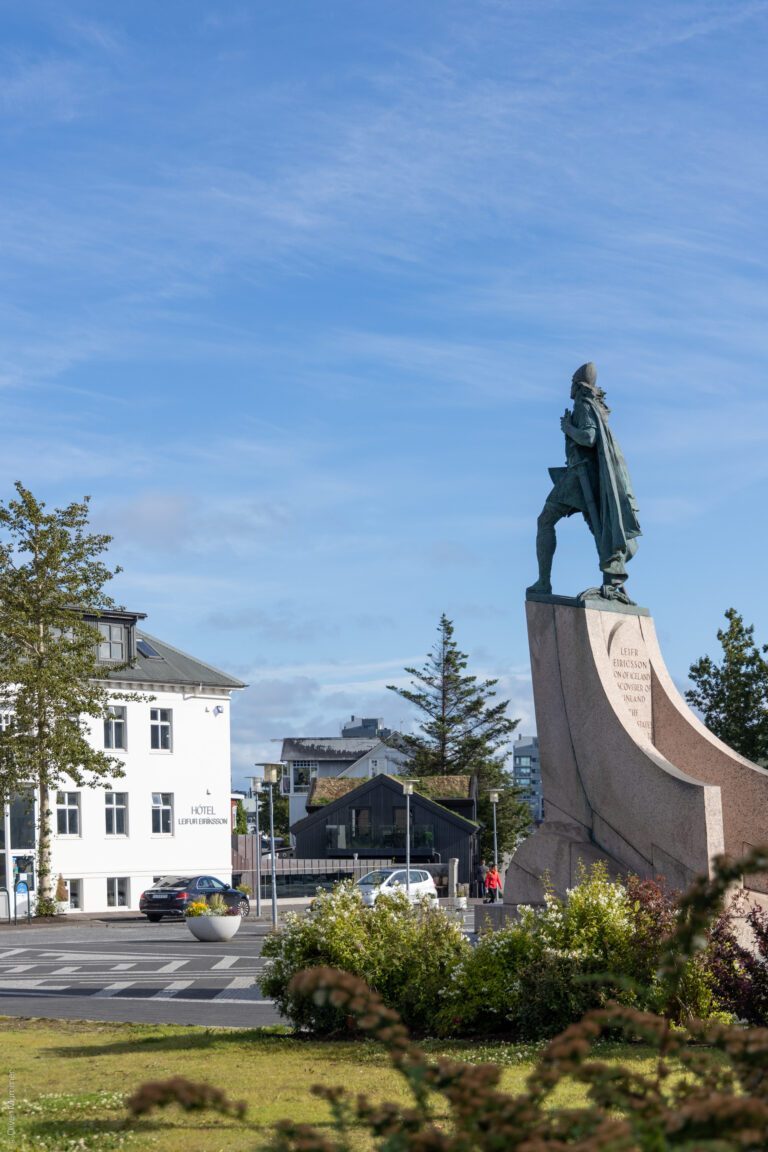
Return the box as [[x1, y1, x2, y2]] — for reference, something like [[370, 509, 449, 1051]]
[[177, 804, 228, 827]]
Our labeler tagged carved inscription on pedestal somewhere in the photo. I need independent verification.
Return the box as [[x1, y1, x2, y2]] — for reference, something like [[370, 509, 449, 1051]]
[[601, 616, 654, 742], [611, 645, 653, 739]]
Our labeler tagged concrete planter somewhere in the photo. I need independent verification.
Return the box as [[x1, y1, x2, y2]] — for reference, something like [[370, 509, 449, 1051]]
[[186, 914, 241, 942]]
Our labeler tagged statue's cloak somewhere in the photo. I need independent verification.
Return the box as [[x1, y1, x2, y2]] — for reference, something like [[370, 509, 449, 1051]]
[[582, 389, 641, 568]]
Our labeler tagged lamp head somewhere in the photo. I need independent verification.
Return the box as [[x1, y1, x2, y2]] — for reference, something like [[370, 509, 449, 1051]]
[[488, 789, 500, 804]]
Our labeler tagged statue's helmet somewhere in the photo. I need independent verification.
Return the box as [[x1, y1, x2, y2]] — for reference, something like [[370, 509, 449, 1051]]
[[573, 362, 597, 387]]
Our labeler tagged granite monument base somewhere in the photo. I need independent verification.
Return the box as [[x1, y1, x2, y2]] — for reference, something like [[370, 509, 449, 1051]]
[[484, 595, 768, 930]]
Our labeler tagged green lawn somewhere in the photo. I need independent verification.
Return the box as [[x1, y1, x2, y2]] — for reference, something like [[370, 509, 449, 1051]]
[[0, 1016, 694, 1151]]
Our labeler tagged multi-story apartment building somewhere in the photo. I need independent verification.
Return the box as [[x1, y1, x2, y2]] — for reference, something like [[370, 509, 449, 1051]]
[[511, 733, 543, 823], [0, 610, 244, 914]]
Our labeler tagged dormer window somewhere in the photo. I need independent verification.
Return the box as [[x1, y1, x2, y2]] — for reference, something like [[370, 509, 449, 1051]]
[[97, 622, 125, 663]]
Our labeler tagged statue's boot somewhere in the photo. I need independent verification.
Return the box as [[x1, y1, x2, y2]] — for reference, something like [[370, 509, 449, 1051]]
[[527, 520, 556, 596], [526, 578, 552, 595], [599, 563, 634, 605], [600, 584, 634, 605]]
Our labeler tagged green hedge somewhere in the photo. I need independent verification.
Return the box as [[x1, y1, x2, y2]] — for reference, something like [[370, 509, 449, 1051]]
[[260, 882, 469, 1034]]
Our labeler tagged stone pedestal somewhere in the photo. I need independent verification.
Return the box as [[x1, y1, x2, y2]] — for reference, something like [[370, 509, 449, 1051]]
[[486, 596, 768, 928]]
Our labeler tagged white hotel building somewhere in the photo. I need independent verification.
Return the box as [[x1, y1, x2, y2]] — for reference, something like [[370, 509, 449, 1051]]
[[0, 610, 245, 915]]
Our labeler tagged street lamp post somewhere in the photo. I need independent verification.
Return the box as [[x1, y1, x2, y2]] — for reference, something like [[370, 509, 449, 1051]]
[[263, 765, 279, 930], [488, 789, 500, 874], [402, 782, 414, 898], [250, 776, 263, 918]]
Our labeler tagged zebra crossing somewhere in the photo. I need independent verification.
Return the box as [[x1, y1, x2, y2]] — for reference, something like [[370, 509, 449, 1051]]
[[0, 942, 270, 1003]]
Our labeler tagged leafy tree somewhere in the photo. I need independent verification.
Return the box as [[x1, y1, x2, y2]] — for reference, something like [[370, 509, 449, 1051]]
[[255, 790, 290, 841], [386, 614, 530, 858], [0, 483, 141, 914], [273, 791, 290, 839], [234, 798, 248, 835], [685, 607, 768, 763]]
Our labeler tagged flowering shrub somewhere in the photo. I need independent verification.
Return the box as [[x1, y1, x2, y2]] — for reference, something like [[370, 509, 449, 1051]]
[[438, 862, 723, 1038], [260, 881, 469, 1034], [261, 864, 755, 1040], [437, 862, 636, 1038]]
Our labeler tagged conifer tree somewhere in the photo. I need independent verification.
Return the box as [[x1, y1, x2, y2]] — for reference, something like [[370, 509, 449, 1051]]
[[387, 614, 530, 858], [686, 607, 768, 763], [0, 483, 140, 913]]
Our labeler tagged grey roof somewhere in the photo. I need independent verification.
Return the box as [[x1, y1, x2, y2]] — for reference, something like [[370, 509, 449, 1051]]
[[101, 630, 246, 691], [281, 737, 379, 762]]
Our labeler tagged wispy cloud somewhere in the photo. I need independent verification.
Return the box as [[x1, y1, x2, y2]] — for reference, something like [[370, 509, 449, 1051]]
[[0, 57, 98, 121], [3, 1, 768, 773]]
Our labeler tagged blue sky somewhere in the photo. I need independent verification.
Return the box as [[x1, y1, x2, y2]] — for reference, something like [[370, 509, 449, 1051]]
[[3, 1, 768, 787]]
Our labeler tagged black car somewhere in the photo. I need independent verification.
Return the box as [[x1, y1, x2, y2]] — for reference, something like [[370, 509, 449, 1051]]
[[139, 875, 250, 922]]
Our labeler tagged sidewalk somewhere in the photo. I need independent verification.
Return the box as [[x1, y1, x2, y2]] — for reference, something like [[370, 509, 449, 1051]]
[[0, 896, 489, 930], [0, 900, 317, 930]]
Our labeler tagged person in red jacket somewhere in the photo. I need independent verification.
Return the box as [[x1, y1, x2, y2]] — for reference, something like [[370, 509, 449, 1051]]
[[485, 865, 502, 903]]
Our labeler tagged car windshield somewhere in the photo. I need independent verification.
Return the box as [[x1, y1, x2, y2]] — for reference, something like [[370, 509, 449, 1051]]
[[153, 877, 194, 889], [357, 870, 396, 887]]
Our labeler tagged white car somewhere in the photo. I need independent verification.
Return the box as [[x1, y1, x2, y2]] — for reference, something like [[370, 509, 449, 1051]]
[[355, 867, 439, 906]]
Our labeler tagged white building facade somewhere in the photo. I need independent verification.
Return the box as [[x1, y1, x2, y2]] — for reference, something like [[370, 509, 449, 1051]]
[[0, 611, 244, 915]]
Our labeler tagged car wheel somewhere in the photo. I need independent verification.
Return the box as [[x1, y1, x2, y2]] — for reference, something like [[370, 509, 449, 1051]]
[[147, 914, 162, 923], [237, 898, 250, 917]]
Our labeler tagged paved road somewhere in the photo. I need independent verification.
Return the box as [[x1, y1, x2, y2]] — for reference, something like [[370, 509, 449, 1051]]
[[0, 918, 284, 1027], [0, 905, 479, 1027]]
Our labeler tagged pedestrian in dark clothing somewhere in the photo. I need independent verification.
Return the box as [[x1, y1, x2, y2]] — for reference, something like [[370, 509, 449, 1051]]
[[475, 859, 488, 900]]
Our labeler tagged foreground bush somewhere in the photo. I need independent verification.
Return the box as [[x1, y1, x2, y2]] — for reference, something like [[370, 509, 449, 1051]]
[[260, 881, 470, 1033], [439, 862, 721, 1038], [262, 864, 737, 1041], [128, 848, 768, 1152], [707, 892, 768, 1025]]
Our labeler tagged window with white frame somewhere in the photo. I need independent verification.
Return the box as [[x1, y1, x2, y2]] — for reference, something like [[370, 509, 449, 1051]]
[[56, 792, 80, 836], [104, 706, 127, 750], [151, 792, 173, 834], [0, 710, 14, 731], [291, 760, 317, 790], [150, 708, 172, 751], [65, 878, 82, 909], [106, 876, 129, 907], [97, 621, 126, 663], [105, 792, 128, 835]]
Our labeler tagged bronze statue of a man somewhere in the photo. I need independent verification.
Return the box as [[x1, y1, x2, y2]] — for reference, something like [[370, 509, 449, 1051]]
[[526, 362, 641, 603]]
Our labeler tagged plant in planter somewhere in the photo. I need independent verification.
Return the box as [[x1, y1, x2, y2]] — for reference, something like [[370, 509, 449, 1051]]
[[185, 893, 242, 941], [454, 883, 468, 910], [55, 874, 68, 914]]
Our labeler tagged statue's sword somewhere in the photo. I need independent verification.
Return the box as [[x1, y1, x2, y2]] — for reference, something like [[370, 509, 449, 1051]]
[[562, 407, 601, 537], [574, 460, 600, 538]]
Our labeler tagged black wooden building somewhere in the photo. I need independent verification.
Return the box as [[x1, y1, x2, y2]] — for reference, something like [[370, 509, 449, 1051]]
[[289, 774, 480, 884]]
